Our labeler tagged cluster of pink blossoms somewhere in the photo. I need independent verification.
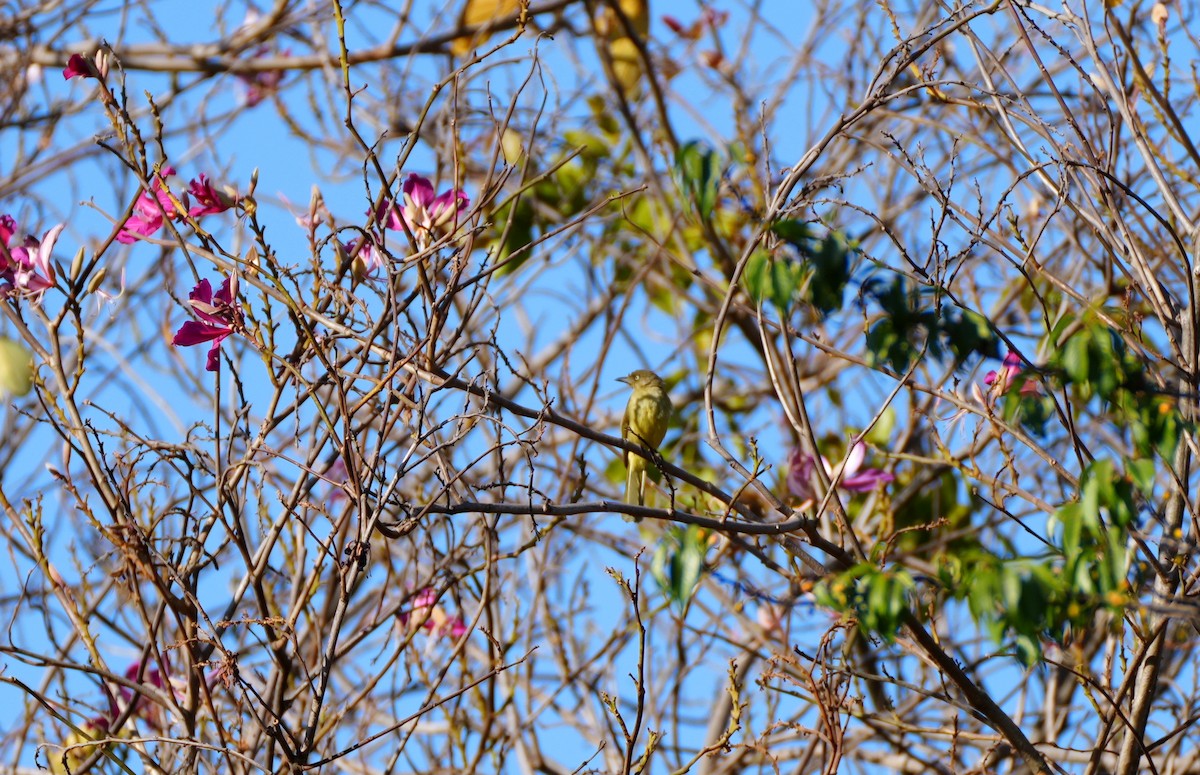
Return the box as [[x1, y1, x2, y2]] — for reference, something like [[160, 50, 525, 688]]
[[399, 588, 468, 639], [787, 440, 894, 505], [118, 168, 237, 244], [65, 657, 175, 751], [378, 173, 470, 248], [348, 174, 470, 276], [971, 349, 1041, 408], [0, 214, 63, 304], [172, 274, 244, 372], [984, 350, 1039, 397]]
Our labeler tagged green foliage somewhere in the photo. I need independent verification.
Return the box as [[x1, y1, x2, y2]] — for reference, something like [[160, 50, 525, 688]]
[[743, 249, 799, 311], [1049, 316, 1181, 458], [887, 467, 982, 557], [1053, 319, 1145, 403], [815, 563, 914, 641], [943, 459, 1137, 665], [674, 140, 721, 221], [863, 277, 999, 372], [650, 525, 712, 612], [743, 221, 857, 316], [994, 375, 1056, 436], [491, 196, 537, 275]]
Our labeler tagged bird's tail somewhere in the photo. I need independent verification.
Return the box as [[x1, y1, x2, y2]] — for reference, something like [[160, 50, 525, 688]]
[[624, 455, 646, 522]]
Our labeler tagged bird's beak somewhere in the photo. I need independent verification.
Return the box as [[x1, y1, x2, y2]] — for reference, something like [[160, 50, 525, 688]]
[[616, 375, 630, 385]]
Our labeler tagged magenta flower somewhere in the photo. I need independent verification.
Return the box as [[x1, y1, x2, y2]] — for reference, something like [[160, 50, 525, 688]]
[[118, 167, 187, 244], [63, 51, 107, 80], [984, 350, 1021, 391], [187, 174, 237, 217], [117, 657, 182, 731], [343, 237, 384, 279], [1, 223, 64, 304], [787, 441, 893, 504], [0, 214, 15, 246], [172, 274, 243, 372], [400, 588, 469, 639], [377, 174, 470, 249], [983, 350, 1039, 399], [63, 53, 93, 80], [237, 47, 288, 106]]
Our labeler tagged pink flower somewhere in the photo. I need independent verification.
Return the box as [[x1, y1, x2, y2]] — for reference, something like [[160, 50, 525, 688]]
[[172, 274, 243, 372], [120, 658, 177, 731], [787, 441, 894, 504], [0, 214, 16, 246], [63, 53, 94, 80], [187, 174, 236, 217], [237, 47, 288, 106], [983, 350, 1039, 398], [118, 167, 187, 244], [343, 237, 384, 278], [1, 223, 64, 304], [324, 458, 350, 504], [400, 588, 469, 639], [377, 174, 469, 249]]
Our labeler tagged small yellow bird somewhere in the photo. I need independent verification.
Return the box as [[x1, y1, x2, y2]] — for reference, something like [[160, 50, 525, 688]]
[[619, 369, 673, 510]]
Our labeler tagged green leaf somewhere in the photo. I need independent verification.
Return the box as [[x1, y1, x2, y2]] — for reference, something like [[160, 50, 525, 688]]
[[562, 129, 611, 159], [809, 232, 852, 315], [670, 527, 708, 610], [493, 198, 537, 276], [743, 250, 772, 305], [1014, 633, 1041, 666], [770, 218, 811, 246], [674, 141, 722, 221], [864, 407, 896, 446], [0, 336, 33, 397], [1058, 502, 1083, 565], [769, 254, 798, 311], [1125, 458, 1156, 496]]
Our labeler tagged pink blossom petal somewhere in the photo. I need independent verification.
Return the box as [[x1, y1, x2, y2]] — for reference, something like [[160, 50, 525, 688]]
[[117, 213, 162, 243], [402, 174, 436, 210], [787, 442, 892, 499], [429, 189, 469, 229], [984, 350, 1024, 393], [214, 274, 237, 305], [63, 54, 92, 80], [0, 214, 16, 245], [205, 340, 225, 372], [843, 442, 865, 476], [841, 469, 895, 493], [173, 321, 229, 347], [188, 174, 235, 217], [786, 447, 814, 500], [34, 224, 63, 273], [173, 275, 241, 372], [188, 278, 214, 305], [412, 588, 437, 608]]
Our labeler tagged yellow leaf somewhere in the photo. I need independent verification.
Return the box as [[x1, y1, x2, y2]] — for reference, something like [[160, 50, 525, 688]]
[[451, 0, 525, 56], [0, 336, 33, 397], [595, 0, 649, 38]]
